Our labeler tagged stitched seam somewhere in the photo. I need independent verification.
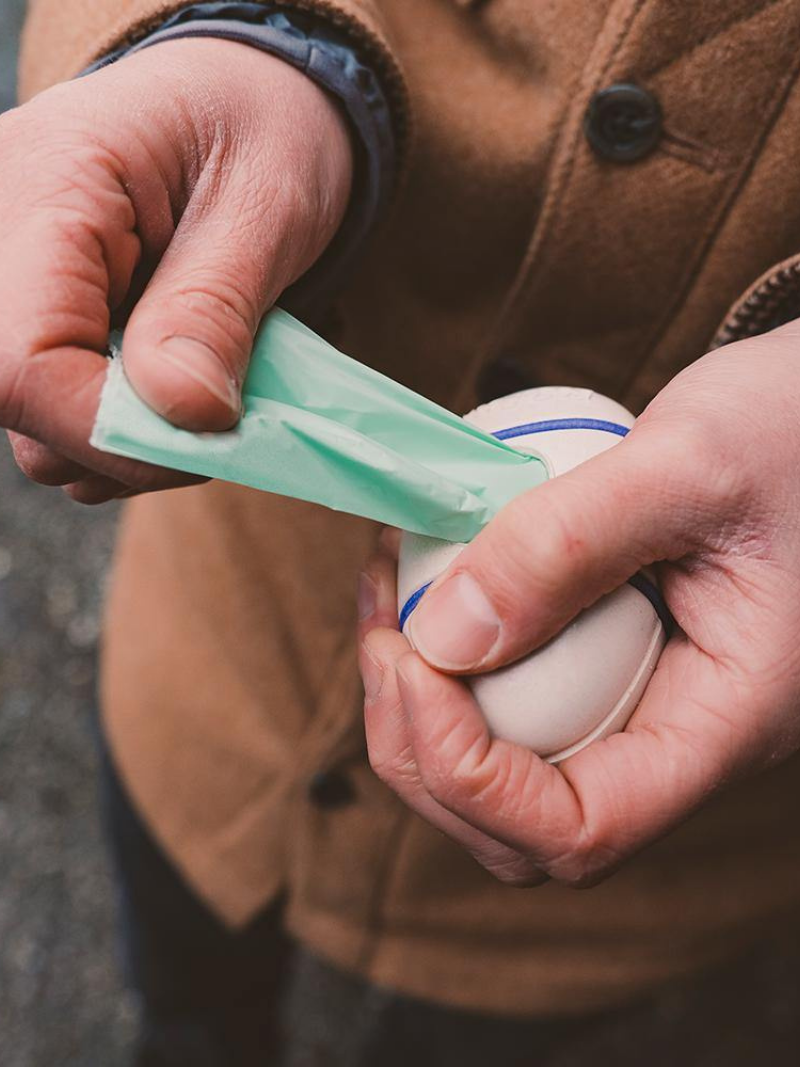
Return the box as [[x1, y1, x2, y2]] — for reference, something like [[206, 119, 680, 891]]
[[659, 129, 734, 174]]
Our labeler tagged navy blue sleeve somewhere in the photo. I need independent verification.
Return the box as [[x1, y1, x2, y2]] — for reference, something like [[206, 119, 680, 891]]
[[84, 3, 396, 320]]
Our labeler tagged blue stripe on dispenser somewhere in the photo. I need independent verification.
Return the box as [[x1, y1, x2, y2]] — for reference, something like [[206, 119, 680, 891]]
[[492, 418, 630, 441], [398, 581, 432, 632], [399, 573, 673, 636]]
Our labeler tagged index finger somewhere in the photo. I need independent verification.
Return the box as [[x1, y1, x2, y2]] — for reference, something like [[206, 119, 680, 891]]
[[0, 110, 197, 490]]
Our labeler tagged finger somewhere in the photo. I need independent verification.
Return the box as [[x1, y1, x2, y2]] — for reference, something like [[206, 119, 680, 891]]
[[357, 547, 400, 641], [1, 344, 214, 490], [8, 432, 93, 486], [358, 556, 544, 885], [406, 426, 724, 672], [362, 628, 545, 887], [63, 474, 133, 505], [395, 635, 764, 886], [379, 527, 402, 559]]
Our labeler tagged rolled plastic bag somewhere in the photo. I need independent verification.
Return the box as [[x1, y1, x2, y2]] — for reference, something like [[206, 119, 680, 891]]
[[91, 308, 547, 541]]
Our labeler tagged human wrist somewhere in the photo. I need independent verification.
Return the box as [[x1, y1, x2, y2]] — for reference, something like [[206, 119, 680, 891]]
[[81, 4, 395, 314]]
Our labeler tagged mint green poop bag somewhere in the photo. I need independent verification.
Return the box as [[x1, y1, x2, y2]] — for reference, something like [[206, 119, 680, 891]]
[[91, 309, 548, 542]]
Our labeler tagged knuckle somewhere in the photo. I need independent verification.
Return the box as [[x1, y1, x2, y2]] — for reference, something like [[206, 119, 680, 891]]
[[14, 452, 61, 485], [365, 718, 415, 790], [170, 276, 257, 348], [660, 427, 721, 504], [367, 743, 401, 785], [418, 720, 492, 804], [549, 828, 622, 888], [368, 746, 420, 799], [499, 490, 583, 603], [0, 359, 31, 433], [12, 448, 40, 481], [414, 753, 449, 801], [416, 755, 460, 808], [421, 737, 515, 826], [634, 415, 749, 527]]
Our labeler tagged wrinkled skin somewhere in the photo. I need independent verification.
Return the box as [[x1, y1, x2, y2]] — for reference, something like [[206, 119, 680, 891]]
[[359, 335, 800, 887], [0, 38, 352, 502]]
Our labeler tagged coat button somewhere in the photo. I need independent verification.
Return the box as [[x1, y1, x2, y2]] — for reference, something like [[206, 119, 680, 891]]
[[477, 356, 538, 405], [584, 83, 662, 163], [307, 769, 355, 809]]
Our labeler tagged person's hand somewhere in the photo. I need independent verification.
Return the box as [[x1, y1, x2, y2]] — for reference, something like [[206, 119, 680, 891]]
[[359, 329, 800, 887], [0, 37, 352, 503]]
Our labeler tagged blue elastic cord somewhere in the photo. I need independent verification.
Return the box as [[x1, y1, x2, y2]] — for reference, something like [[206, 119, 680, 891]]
[[492, 418, 630, 441]]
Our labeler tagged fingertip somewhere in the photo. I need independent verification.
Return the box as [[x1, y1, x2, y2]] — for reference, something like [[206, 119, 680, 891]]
[[124, 334, 242, 432], [9, 434, 90, 486], [379, 527, 402, 558], [362, 626, 410, 666], [63, 475, 128, 505], [358, 553, 400, 636]]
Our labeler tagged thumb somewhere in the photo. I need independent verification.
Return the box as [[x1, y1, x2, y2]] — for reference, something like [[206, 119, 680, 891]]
[[117, 42, 353, 434], [407, 428, 705, 672], [121, 183, 296, 432]]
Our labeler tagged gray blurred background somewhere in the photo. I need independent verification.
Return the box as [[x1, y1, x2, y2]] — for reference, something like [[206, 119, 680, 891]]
[[0, 1, 137, 1063]]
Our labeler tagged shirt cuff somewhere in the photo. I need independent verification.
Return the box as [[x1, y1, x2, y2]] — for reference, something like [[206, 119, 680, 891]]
[[84, 3, 396, 320]]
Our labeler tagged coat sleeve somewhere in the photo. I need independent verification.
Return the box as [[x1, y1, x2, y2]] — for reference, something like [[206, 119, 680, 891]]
[[18, 0, 408, 159]]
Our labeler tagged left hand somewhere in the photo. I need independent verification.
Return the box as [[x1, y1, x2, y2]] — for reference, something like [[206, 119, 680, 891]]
[[358, 325, 800, 887]]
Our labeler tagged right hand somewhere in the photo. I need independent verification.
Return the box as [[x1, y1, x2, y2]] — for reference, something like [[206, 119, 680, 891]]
[[0, 37, 353, 503]]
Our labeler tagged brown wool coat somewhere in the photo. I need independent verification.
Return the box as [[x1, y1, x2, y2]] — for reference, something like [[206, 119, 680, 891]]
[[19, 0, 800, 1015]]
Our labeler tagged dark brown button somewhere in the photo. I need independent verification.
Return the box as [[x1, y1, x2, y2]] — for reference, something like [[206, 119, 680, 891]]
[[307, 770, 355, 809], [477, 356, 538, 404], [584, 83, 662, 163]]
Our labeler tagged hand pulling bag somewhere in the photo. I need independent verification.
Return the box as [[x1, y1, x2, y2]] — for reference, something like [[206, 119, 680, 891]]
[[91, 308, 546, 542]]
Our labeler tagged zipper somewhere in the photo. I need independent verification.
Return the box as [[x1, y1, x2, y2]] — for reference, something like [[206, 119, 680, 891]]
[[712, 254, 800, 349]]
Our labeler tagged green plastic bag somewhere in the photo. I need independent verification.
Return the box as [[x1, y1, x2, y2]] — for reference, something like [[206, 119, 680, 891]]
[[91, 308, 547, 542]]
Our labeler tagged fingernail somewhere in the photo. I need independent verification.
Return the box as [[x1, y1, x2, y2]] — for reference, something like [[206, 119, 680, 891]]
[[361, 642, 385, 702], [160, 336, 240, 413], [357, 571, 378, 621], [408, 571, 499, 670]]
